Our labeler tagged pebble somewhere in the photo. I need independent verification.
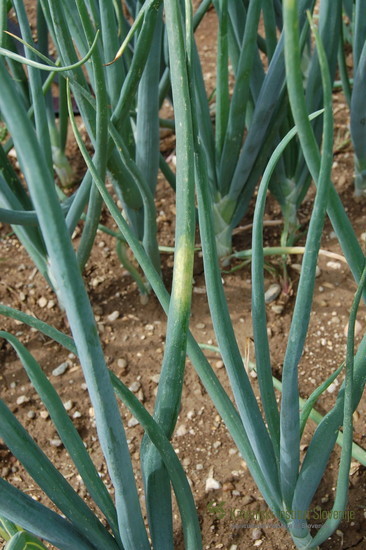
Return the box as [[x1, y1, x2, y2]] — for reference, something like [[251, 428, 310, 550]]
[[37, 296, 48, 308], [107, 310, 119, 322], [327, 382, 338, 394], [176, 424, 187, 437], [73, 411, 82, 419], [150, 374, 160, 384], [140, 294, 149, 305], [129, 381, 141, 393], [128, 417, 139, 427], [91, 276, 105, 288], [205, 477, 221, 492], [193, 286, 206, 294], [344, 320, 362, 337], [195, 322, 206, 329], [271, 304, 284, 314], [52, 361, 69, 377], [215, 360, 224, 369], [117, 358, 128, 370], [264, 283, 281, 303], [63, 400, 73, 411], [330, 316, 340, 325], [326, 260, 342, 270], [40, 410, 49, 419], [361, 232, 366, 242], [16, 395, 29, 405], [27, 410, 36, 419], [242, 494, 254, 505], [252, 528, 263, 540], [49, 439, 63, 447]]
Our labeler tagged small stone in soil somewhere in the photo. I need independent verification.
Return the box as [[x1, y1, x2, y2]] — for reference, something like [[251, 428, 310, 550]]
[[222, 482, 235, 492], [117, 358, 128, 370], [52, 361, 69, 377], [241, 494, 254, 505], [63, 400, 73, 411], [107, 310, 120, 321], [193, 286, 206, 294], [327, 382, 337, 394], [176, 424, 187, 437], [252, 528, 263, 540], [129, 381, 141, 393], [140, 294, 149, 305], [264, 283, 281, 303], [326, 260, 342, 270], [205, 477, 221, 492], [37, 296, 48, 308], [16, 395, 29, 405], [49, 439, 63, 447], [27, 410, 36, 419], [128, 417, 139, 427], [150, 374, 160, 384]]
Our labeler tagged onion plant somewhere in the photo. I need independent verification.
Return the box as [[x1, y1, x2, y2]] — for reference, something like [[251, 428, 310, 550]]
[[1, 2, 366, 550], [346, 0, 366, 196], [0, 0, 167, 281]]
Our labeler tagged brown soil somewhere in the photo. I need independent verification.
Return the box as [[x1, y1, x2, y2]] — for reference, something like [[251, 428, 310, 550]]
[[1, 4, 366, 550]]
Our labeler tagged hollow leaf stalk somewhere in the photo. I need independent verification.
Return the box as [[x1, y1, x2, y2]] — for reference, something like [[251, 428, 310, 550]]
[[139, 0, 198, 546]]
